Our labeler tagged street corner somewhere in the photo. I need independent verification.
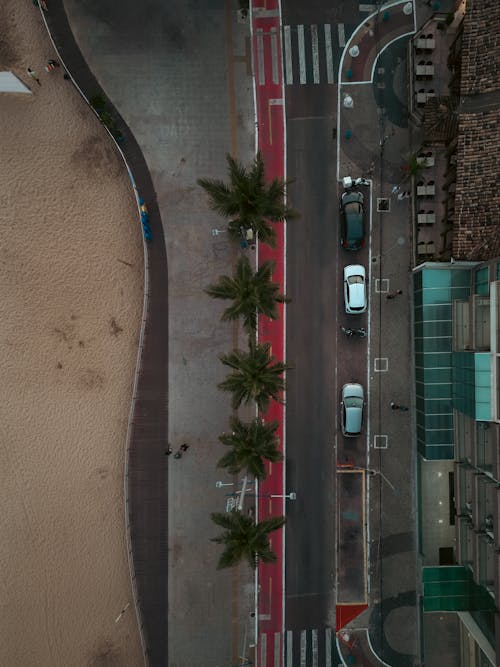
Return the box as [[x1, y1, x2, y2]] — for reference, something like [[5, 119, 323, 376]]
[[340, 1, 416, 84], [338, 85, 381, 181]]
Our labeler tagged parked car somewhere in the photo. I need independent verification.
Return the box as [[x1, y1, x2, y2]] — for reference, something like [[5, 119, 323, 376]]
[[340, 190, 365, 251], [340, 383, 364, 437], [343, 265, 367, 314]]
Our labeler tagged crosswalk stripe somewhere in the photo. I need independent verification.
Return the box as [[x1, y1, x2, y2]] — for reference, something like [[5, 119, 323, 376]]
[[256, 28, 265, 85], [312, 628, 319, 666], [270, 27, 279, 84], [311, 24, 320, 84], [261, 629, 338, 666], [283, 25, 293, 85], [300, 629, 307, 666], [297, 24, 307, 85], [274, 632, 281, 666], [324, 24, 334, 84], [286, 630, 293, 667], [338, 22, 346, 48], [260, 632, 267, 667], [325, 627, 332, 667]]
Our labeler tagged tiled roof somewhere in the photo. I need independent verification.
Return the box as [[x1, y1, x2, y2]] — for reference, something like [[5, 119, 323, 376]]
[[460, 0, 500, 96], [452, 108, 500, 261], [451, 0, 500, 261], [422, 97, 459, 143]]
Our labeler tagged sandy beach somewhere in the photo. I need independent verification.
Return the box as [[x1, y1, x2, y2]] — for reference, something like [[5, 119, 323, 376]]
[[0, 2, 144, 665]]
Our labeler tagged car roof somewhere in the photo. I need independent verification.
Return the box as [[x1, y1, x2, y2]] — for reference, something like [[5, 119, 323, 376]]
[[347, 283, 366, 308]]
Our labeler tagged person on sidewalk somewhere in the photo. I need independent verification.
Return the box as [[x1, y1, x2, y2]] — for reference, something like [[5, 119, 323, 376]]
[[386, 289, 403, 299], [391, 401, 409, 411], [27, 67, 41, 86], [165, 447, 173, 456], [180, 443, 190, 452], [174, 450, 182, 459]]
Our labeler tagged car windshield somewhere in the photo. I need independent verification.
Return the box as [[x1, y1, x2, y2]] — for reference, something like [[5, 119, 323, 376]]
[[345, 202, 363, 216], [348, 275, 363, 285], [344, 396, 363, 408]]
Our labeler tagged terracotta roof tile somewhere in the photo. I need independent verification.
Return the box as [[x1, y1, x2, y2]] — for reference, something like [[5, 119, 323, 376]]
[[460, 0, 500, 96]]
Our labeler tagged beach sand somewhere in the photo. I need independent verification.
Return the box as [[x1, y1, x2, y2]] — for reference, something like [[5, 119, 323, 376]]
[[0, 2, 144, 665]]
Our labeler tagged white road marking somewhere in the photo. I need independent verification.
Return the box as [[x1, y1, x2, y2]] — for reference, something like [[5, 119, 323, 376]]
[[325, 24, 334, 83], [359, 3, 376, 11], [260, 632, 267, 667], [274, 632, 281, 666], [287, 630, 293, 667], [325, 627, 332, 666], [283, 25, 293, 85], [312, 628, 318, 666], [271, 27, 279, 84], [311, 24, 320, 84], [257, 28, 265, 85], [338, 22, 346, 47], [300, 629, 307, 666], [297, 24, 307, 84]]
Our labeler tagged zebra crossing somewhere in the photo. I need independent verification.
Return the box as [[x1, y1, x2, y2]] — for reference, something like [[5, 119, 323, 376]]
[[255, 23, 353, 87], [259, 627, 339, 666]]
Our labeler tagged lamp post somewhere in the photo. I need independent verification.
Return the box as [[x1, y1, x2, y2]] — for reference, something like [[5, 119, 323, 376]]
[[226, 491, 297, 501]]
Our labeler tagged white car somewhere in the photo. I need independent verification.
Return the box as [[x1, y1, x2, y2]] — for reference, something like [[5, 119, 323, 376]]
[[341, 383, 364, 437], [343, 265, 367, 314]]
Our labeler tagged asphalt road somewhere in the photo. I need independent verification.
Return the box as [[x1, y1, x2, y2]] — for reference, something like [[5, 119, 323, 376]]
[[283, 0, 370, 642]]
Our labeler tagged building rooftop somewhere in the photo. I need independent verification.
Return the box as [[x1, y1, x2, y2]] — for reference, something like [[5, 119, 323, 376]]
[[459, 0, 500, 97], [452, 0, 500, 260]]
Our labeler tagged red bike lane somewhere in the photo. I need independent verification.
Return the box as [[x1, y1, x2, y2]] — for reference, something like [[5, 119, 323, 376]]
[[252, 1, 286, 665]]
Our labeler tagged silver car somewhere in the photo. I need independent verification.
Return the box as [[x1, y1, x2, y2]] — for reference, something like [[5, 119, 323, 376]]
[[341, 383, 364, 437]]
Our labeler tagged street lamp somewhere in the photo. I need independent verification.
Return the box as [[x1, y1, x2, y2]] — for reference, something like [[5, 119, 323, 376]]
[[226, 491, 297, 500]]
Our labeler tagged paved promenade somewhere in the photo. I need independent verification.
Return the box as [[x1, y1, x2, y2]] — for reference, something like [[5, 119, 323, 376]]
[[40, 2, 170, 663], [52, 1, 257, 665]]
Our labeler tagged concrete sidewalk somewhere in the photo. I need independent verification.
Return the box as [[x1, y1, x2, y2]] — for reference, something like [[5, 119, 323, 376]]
[[57, 0, 257, 665], [337, 2, 420, 665]]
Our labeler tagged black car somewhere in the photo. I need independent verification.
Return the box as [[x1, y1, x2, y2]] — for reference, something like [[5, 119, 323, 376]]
[[340, 191, 365, 251]]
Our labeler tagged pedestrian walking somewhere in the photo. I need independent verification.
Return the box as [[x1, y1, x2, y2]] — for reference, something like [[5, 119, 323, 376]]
[[391, 185, 399, 194], [180, 443, 190, 452], [27, 67, 41, 86], [164, 447, 173, 456], [391, 401, 409, 411], [45, 59, 60, 72], [386, 289, 403, 299], [174, 451, 182, 459]]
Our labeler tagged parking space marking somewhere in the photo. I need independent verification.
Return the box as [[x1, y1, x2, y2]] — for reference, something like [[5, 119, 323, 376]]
[[374, 357, 388, 372], [374, 435, 388, 449], [375, 278, 390, 293]]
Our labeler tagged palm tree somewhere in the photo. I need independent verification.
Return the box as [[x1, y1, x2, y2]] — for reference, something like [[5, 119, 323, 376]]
[[402, 152, 424, 180], [211, 510, 286, 569], [217, 416, 282, 480], [218, 339, 290, 412], [205, 256, 289, 333], [197, 151, 296, 248]]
